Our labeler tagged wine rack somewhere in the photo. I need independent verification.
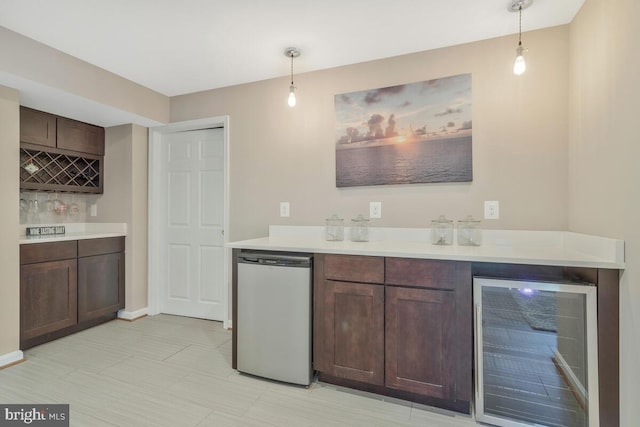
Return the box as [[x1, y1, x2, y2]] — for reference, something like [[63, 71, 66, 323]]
[[20, 144, 103, 193]]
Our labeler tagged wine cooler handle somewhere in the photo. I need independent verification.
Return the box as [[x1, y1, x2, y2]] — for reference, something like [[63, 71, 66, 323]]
[[474, 302, 483, 417]]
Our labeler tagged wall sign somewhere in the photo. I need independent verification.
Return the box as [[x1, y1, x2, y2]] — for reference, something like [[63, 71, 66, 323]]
[[26, 226, 66, 237], [334, 73, 472, 187]]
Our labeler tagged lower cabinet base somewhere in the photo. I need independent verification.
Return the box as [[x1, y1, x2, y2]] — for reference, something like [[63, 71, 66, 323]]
[[20, 312, 117, 350], [317, 372, 471, 415]]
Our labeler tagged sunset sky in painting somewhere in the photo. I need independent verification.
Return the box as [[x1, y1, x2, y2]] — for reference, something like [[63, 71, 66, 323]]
[[334, 74, 472, 146]]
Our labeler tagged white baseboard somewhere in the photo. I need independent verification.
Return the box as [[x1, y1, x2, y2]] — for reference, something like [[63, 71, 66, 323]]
[[223, 319, 232, 330], [117, 307, 149, 321], [0, 350, 24, 369]]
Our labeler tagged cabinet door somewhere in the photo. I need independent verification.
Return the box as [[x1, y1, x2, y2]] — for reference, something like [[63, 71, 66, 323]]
[[385, 286, 456, 399], [78, 252, 125, 322], [316, 280, 384, 385], [20, 259, 78, 342], [20, 107, 57, 148], [57, 117, 105, 155]]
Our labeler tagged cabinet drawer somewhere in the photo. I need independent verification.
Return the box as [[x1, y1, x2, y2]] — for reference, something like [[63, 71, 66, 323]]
[[78, 237, 125, 257], [385, 258, 456, 289], [20, 241, 77, 265], [324, 254, 384, 284]]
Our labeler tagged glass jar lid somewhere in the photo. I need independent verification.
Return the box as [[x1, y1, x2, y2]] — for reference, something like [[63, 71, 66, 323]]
[[351, 214, 369, 223], [326, 214, 344, 222], [458, 215, 480, 224], [432, 214, 453, 224]]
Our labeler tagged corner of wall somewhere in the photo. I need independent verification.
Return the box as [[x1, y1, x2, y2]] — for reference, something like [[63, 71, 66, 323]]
[[0, 84, 21, 356]]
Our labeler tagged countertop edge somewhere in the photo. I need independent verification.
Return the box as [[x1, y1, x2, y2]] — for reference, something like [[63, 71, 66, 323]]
[[20, 232, 127, 244], [19, 222, 127, 244], [226, 236, 625, 270]]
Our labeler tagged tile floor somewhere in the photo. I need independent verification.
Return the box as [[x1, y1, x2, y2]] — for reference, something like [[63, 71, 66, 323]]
[[0, 314, 478, 426]]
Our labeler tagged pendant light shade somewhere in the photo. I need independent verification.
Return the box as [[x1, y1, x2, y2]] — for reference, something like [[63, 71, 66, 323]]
[[288, 84, 296, 107], [509, 0, 532, 76], [285, 47, 300, 107]]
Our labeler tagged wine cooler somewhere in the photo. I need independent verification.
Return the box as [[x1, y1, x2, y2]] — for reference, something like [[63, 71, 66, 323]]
[[474, 278, 599, 427]]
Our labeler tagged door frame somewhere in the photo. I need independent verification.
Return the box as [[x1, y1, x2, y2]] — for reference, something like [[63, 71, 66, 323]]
[[147, 116, 231, 328]]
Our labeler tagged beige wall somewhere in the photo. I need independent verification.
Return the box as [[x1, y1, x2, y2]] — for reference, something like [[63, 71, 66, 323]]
[[0, 26, 169, 125], [171, 26, 570, 241], [569, 0, 640, 424], [90, 125, 149, 313], [129, 125, 149, 311], [0, 85, 20, 356]]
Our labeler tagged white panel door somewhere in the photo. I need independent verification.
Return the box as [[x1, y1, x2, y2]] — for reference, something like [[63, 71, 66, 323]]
[[159, 128, 225, 320]]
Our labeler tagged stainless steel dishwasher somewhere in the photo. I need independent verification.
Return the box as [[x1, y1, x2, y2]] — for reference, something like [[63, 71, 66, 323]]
[[237, 252, 313, 386]]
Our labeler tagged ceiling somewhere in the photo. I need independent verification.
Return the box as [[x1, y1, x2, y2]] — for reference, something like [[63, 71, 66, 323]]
[[0, 0, 585, 98]]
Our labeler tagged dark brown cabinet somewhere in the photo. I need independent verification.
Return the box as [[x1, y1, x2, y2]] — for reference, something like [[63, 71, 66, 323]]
[[314, 253, 472, 414], [315, 254, 385, 383], [78, 237, 125, 323], [317, 280, 384, 385], [20, 237, 125, 349], [57, 116, 105, 155], [384, 257, 472, 406], [20, 107, 105, 156], [19, 106, 105, 193], [19, 107, 57, 148], [20, 249, 78, 343], [385, 286, 456, 398]]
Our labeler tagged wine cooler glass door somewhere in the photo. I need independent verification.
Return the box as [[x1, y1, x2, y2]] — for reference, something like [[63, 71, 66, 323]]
[[474, 278, 599, 427]]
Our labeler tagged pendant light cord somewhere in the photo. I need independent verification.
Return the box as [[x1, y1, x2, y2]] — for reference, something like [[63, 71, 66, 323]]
[[290, 53, 294, 86], [518, 5, 523, 47]]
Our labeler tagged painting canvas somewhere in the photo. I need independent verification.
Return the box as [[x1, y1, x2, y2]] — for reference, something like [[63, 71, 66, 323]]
[[335, 74, 472, 187]]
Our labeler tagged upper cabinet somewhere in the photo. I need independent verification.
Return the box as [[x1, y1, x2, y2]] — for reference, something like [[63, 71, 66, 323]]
[[19, 107, 105, 194], [20, 107, 57, 148], [20, 107, 105, 156], [56, 116, 105, 156]]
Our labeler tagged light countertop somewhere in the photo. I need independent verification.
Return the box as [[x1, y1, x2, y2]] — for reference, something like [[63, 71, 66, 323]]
[[19, 223, 127, 244], [227, 226, 625, 269]]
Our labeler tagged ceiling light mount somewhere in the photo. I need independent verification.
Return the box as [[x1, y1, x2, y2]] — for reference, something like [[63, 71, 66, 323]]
[[284, 47, 301, 59], [285, 47, 301, 107], [508, 0, 533, 13]]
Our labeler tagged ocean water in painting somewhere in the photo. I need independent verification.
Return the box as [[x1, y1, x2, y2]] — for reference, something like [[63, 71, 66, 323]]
[[336, 135, 472, 187]]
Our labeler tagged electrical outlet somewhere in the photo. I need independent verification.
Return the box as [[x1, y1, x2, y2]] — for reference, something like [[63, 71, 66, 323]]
[[484, 201, 499, 220], [90, 203, 98, 217], [279, 202, 290, 217], [369, 201, 382, 219]]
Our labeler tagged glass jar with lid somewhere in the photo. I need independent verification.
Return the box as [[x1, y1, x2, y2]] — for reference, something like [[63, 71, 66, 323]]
[[431, 215, 453, 245], [350, 214, 369, 242], [325, 214, 344, 241], [457, 215, 482, 246]]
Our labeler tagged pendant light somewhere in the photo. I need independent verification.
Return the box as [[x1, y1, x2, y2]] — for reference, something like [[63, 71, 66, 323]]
[[285, 47, 300, 107], [509, 0, 532, 76]]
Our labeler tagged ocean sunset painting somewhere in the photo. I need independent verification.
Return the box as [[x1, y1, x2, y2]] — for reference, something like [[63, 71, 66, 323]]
[[335, 74, 472, 187]]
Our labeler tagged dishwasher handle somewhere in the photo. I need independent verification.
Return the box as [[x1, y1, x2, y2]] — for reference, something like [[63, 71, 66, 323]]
[[238, 252, 312, 268]]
